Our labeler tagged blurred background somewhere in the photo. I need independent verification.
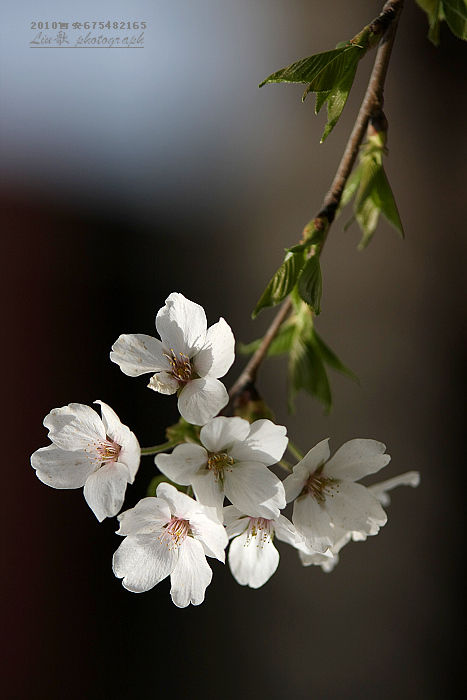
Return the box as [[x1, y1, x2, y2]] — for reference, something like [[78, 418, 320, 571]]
[[1, 1, 465, 698]]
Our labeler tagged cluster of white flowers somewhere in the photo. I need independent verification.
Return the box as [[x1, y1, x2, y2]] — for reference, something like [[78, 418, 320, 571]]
[[31, 293, 419, 607]]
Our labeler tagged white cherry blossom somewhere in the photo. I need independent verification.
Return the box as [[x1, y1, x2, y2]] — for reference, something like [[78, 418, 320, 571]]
[[112, 483, 228, 607], [110, 292, 235, 426], [31, 401, 140, 521], [224, 505, 296, 588], [296, 470, 421, 570], [155, 416, 288, 520], [283, 438, 391, 553]]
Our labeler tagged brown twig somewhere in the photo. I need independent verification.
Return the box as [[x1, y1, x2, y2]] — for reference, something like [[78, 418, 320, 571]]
[[227, 0, 404, 407]]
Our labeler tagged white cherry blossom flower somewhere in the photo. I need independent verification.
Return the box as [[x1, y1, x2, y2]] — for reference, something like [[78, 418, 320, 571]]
[[283, 438, 391, 553], [296, 470, 420, 571], [110, 292, 235, 426], [224, 505, 296, 588], [31, 401, 140, 521], [155, 416, 288, 520], [112, 483, 228, 607]]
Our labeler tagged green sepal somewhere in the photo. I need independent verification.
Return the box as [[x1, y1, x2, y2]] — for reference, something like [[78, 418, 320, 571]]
[[297, 253, 322, 314], [147, 475, 187, 497], [252, 251, 306, 318]]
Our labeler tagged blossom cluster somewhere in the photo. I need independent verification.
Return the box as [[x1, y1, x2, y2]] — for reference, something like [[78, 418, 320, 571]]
[[31, 293, 419, 607]]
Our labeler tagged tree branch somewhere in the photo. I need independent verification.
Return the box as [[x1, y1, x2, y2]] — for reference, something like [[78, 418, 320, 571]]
[[227, 0, 404, 408]]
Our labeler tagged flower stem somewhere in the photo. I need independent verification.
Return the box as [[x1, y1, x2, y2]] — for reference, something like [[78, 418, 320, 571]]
[[228, 0, 403, 405], [287, 440, 304, 463], [141, 441, 175, 456]]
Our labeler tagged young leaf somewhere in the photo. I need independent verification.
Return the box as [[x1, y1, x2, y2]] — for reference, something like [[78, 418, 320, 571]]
[[259, 47, 351, 89], [253, 251, 305, 318], [311, 328, 359, 384], [443, 0, 467, 40], [416, 0, 467, 43], [239, 321, 296, 357], [288, 332, 332, 413], [297, 254, 322, 314]]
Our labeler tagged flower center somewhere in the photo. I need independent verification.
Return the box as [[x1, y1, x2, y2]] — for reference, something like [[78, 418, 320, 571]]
[[96, 436, 122, 464], [245, 517, 274, 547], [165, 349, 192, 383], [159, 517, 191, 549], [305, 472, 339, 503], [207, 452, 234, 477]]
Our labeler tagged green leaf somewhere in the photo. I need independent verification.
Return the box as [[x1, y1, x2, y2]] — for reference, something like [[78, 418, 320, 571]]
[[297, 254, 322, 314], [288, 332, 332, 413], [342, 132, 403, 248], [416, 0, 467, 43], [286, 219, 324, 253], [253, 251, 305, 318], [147, 474, 184, 497], [239, 322, 296, 357], [371, 168, 404, 237], [311, 329, 359, 384], [317, 52, 361, 141], [443, 0, 467, 40], [259, 47, 351, 88]]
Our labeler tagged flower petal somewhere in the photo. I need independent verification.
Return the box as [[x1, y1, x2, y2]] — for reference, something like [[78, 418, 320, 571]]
[[228, 529, 279, 588], [177, 377, 228, 425], [110, 334, 167, 376], [323, 481, 387, 535], [229, 419, 288, 466], [369, 471, 420, 506], [273, 514, 297, 546], [31, 445, 97, 488], [190, 469, 225, 516], [193, 318, 235, 378], [95, 401, 141, 482], [223, 506, 249, 538], [190, 511, 228, 562], [147, 372, 179, 395], [113, 534, 177, 592], [156, 482, 205, 520], [116, 497, 171, 535], [292, 494, 335, 553], [199, 416, 250, 453], [155, 444, 208, 485], [156, 293, 207, 357], [44, 403, 105, 451], [83, 461, 130, 521], [283, 439, 330, 502], [223, 462, 286, 519], [324, 439, 390, 482], [170, 537, 213, 607]]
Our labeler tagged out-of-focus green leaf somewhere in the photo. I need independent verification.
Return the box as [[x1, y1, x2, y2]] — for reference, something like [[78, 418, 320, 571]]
[[288, 329, 332, 413], [239, 321, 296, 357], [147, 474, 185, 497], [342, 130, 403, 248], [312, 329, 360, 384], [416, 0, 467, 43], [444, 0, 467, 40], [253, 251, 305, 318], [297, 254, 322, 314]]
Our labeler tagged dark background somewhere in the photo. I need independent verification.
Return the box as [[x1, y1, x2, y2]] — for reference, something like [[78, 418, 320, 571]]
[[1, 1, 465, 698]]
